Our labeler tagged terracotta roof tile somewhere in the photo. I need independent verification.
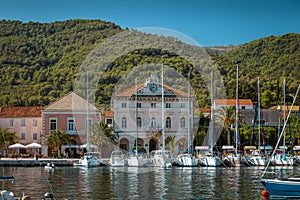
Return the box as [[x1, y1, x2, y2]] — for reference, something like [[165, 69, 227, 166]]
[[105, 110, 114, 118], [0, 107, 43, 117], [114, 83, 188, 97], [214, 99, 253, 106], [43, 92, 99, 112]]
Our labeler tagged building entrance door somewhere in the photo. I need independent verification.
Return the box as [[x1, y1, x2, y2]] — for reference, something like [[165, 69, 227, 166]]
[[149, 139, 157, 152]]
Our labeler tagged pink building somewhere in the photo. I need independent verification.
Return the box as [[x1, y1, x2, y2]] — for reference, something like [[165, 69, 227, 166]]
[[41, 92, 101, 156], [0, 107, 43, 145]]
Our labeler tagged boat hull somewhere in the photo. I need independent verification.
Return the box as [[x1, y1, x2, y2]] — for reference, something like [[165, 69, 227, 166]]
[[262, 179, 300, 198]]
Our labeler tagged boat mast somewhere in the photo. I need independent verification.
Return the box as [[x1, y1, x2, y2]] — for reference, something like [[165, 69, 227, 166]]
[[161, 64, 165, 152], [258, 77, 261, 151], [188, 71, 191, 154], [283, 77, 286, 154], [135, 78, 138, 156], [86, 70, 90, 151], [211, 70, 214, 151], [235, 63, 239, 155]]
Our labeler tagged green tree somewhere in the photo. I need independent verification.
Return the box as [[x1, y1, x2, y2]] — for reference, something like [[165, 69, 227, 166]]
[[46, 130, 73, 157], [165, 136, 178, 158], [0, 128, 18, 153], [217, 106, 236, 145], [90, 122, 117, 153]]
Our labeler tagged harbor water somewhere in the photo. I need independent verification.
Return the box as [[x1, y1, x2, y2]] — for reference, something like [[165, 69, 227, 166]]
[[0, 166, 296, 199]]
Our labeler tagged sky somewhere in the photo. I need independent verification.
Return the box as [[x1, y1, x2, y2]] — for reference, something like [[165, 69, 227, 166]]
[[0, 0, 299, 46]]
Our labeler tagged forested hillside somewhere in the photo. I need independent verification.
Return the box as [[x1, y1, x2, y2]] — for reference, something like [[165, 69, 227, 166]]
[[0, 19, 299, 108], [213, 33, 300, 107], [0, 19, 122, 106]]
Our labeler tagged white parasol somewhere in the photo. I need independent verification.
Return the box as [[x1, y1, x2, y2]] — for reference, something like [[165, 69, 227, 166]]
[[8, 143, 25, 149], [25, 142, 42, 148]]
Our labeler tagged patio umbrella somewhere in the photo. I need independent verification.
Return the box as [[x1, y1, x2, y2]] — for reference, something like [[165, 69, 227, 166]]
[[26, 142, 42, 159], [8, 143, 25, 149], [25, 142, 42, 148], [8, 143, 25, 157]]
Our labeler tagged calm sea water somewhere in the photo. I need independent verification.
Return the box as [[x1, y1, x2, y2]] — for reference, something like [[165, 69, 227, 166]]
[[0, 166, 296, 199]]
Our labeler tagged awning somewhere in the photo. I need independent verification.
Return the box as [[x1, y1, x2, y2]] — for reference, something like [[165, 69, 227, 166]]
[[244, 146, 256, 150], [221, 145, 235, 150]]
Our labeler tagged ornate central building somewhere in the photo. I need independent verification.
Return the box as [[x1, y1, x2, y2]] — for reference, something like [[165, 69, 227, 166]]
[[113, 73, 193, 154]]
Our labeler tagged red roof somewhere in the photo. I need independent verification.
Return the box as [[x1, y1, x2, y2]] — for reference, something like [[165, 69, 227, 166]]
[[214, 99, 253, 106], [114, 83, 188, 97], [0, 107, 44, 117], [105, 110, 114, 118]]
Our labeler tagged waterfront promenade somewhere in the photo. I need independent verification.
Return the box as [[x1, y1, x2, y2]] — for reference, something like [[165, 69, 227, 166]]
[[0, 157, 111, 166], [0, 157, 80, 166]]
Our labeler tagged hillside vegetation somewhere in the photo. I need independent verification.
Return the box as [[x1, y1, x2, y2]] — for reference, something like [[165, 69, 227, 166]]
[[0, 19, 299, 108]]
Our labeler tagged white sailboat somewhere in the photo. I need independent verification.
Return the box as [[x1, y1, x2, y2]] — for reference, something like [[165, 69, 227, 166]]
[[79, 71, 101, 168], [151, 64, 173, 168], [109, 150, 127, 167], [270, 78, 294, 166], [222, 63, 243, 167], [246, 77, 268, 166], [176, 71, 197, 167], [127, 78, 149, 167], [197, 71, 222, 167]]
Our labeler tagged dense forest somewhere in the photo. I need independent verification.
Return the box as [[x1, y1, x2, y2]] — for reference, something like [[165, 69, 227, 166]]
[[0, 19, 299, 108]]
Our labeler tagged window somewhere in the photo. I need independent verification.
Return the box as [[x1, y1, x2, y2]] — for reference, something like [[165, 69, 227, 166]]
[[166, 103, 171, 108], [86, 118, 92, 131], [68, 118, 75, 131], [137, 103, 141, 108], [166, 117, 171, 128], [151, 117, 156, 128], [121, 103, 127, 108], [33, 119, 38, 126], [151, 103, 156, 108], [180, 103, 185, 108], [50, 118, 57, 131], [137, 117, 142, 127], [21, 133, 25, 140], [9, 119, 14, 127], [180, 117, 186, 128], [33, 133, 37, 140], [121, 117, 127, 128], [21, 119, 26, 126], [241, 106, 246, 109]]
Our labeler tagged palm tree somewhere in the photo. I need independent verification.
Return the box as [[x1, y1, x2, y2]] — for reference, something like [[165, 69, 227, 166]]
[[217, 106, 236, 145], [165, 135, 178, 158], [90, 122, 117, 153], [46, 130, 74, 157]]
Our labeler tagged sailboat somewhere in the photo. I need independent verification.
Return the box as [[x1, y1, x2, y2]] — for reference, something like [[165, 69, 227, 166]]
[[78, 71, 101, 168], [127, 78, 149, 167], [246, 77, 268, 166], [151, 65, 172, 168], [262, 83, 300, 198], [176, 71, 197, 167], [109, 150, 127, 167], [270, 78, 294, 166], [197, 71, 222, 167], [222, 63, 244, 167]]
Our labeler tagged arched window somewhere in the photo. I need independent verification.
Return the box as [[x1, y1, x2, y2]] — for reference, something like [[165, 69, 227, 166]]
[[151, 117, 156, 128], [137, 117, 142, 127], [121, 117, 127, 128], [180, 117, 186, 128], [166, 117, 171, 128]]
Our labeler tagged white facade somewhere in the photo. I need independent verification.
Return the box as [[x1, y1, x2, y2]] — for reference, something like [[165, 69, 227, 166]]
[[113, 73, 192, 154]]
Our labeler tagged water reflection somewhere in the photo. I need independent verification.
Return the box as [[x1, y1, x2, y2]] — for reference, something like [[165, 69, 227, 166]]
[[1, 166, 297, 199]]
